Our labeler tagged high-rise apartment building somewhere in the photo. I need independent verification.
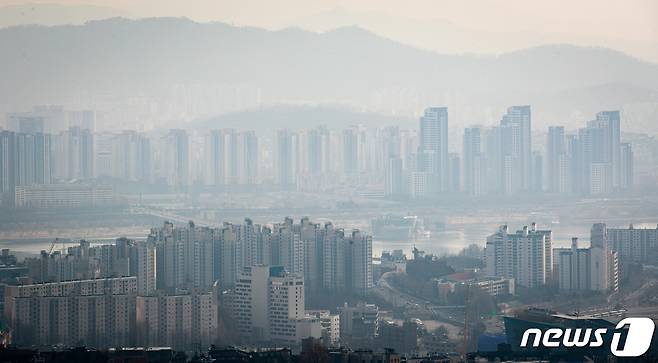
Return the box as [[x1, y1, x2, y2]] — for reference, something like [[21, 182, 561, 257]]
[[0, 130, 53, 206], [418, 107, 449, 193], [499, 105, 532, 193], [348, 230, 374, 295], [448, 153, 460, 192], [136, 289, 219, 350], [463, 127, 482, 195], [591, 111, 621, 188], [150, 221, 215, 291], [160, 129, 189, 188], [384, 156, 403, 197], [481, 127, 502, 194], [620, 142, 633, 190], [239, 130, 259, 185], [554, 236, 618, 292], [206, 129, 230, 185], [108, 131, 152, 183], [343, 128, 359, 175], [273, 217, 305, 276], [137, 241, 156, 296], [484, 223, 551, 288], [143, 217, 374, 295], [557, 110, 629, 195], [322, 224, 373, 295], [531, 151, 543, 192], [306, 126, 330, 174], [206, 129, 258, 186], [277, 129, 297, 187], [5, 277, 137, 348], [230, 265, 321, 345], [56, 126, 94, 180], [554, 238, 590, 291], [607, 224, 658, 265], [27, 239, 133, 283], [547, 126, 567, 193]]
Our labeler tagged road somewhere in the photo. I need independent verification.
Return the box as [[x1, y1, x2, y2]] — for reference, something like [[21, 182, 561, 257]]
[[373, 263, 466, 330]]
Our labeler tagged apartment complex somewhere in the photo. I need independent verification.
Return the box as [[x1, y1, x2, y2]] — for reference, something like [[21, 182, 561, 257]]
[[607, 224, 658, 265], [148, 218, 372, 296], [4, 277, 137, 348]]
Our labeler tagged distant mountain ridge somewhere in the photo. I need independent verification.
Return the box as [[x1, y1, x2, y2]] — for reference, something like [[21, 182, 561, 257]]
[[1, 17, 657, 132], [0, 3, 131, 28], [195, 104, 416, 131]]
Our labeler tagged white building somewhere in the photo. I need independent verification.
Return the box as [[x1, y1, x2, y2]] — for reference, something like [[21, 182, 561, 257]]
[[473, 277, 515, 296], [436, 276, 514, 302], [418, 107, 449, 192], [349, 230, 373, 295], [230, 265, 321, 345], [484, 224, 551, 288]]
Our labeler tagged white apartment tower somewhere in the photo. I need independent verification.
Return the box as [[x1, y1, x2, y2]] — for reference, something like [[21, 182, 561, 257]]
[[418, 107, 449, 193], [485, 223, 551, 288], [231, 265, 321, 345]]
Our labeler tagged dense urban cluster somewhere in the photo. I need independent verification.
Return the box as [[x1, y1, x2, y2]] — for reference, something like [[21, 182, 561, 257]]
[[0, 217, 374, 351], [0, 105, 638, 208], [0, 217, 654, 355], [484, 222, 658, 292]]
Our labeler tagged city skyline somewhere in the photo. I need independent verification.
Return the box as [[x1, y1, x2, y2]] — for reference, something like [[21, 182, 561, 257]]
[[3, 216, 656, 353], [0, 2, 657, 360], [0, 104, 639, 210]]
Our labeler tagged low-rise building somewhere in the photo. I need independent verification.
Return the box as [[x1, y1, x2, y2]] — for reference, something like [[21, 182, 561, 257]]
[[338, 302, 379, 348], [306, 310, 340, 346], [15, 183, 113, 208], [436, 273, 515, 301]]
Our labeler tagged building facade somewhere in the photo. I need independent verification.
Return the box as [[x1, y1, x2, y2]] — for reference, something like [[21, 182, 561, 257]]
[[484, 224, 551, 288]]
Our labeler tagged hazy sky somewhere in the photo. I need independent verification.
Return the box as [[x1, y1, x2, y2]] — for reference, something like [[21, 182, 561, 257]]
[[4, 0, 658, 62]]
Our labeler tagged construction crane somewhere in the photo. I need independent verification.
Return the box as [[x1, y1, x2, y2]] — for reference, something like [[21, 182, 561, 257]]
[[47, 238, 60, 255]]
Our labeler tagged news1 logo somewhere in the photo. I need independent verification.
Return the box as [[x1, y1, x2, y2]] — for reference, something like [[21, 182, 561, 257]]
[[520, 318, 656, 357]]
